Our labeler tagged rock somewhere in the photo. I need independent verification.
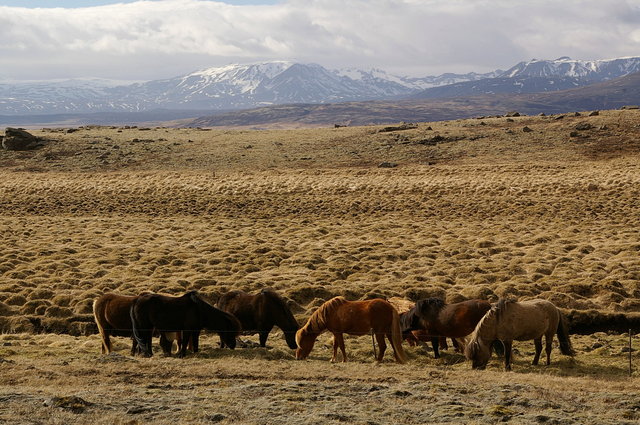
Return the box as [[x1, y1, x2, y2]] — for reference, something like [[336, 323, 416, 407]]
[[589, 110, 600, 116], [2, 128, 40, 151], [44, 396, 92, 413], [575, 122, 594, 131], [620, 105, 639, 110], [554, 115, 565, 120], [378, 162, 398, 168], [522, 126, 533, 133], [207, 414, 226, 423], [505, 111, 520, 117], [377, 123, 417, 133]]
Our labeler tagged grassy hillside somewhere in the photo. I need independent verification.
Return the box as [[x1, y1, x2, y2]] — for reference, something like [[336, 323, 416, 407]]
[[0, 109, 639, 424]]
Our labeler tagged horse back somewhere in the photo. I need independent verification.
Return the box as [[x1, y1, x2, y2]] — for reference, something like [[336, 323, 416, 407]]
[[332, 299, 394, 335], [133, 292, 199, 331], [498, 299, 559, 340], [218, 290, 259, 331], [94, 293, 138, 336], [427, 299, 491, 337]]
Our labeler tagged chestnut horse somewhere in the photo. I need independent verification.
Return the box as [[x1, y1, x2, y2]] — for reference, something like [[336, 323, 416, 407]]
[[93, 293, 178, 355], [131, 291, 241, 358], [295, 297, 407, 363], [465, 298, 575, 371], [406, 297, 492, 359], [217, 289, 299, 349]]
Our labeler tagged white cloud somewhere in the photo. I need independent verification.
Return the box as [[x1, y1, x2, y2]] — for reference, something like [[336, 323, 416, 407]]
[[1, 0, 639, 80]]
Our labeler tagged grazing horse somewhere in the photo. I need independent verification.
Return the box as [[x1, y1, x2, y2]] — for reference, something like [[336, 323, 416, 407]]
[[93, 293, 178, 355], [465, 298, 575, 371], [217, 289, 299, 349], [295, 296, 407, 363], [131, 291, 241, 358], [405, 298, 492, 358], [389, 297, 450, 350]]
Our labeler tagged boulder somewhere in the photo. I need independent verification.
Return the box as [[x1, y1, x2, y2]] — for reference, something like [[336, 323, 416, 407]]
[[2, 128, 40, 150]]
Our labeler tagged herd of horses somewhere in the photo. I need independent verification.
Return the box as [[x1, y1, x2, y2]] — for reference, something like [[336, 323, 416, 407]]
[[93, 289, 575, 371]]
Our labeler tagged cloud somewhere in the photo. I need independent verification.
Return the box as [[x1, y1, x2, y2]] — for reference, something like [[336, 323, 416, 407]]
[[1, 0, 639, 80]]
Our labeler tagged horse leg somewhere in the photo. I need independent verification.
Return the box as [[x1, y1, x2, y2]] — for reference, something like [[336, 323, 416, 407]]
[[159, 333, 173, 356], [376, 333, 387, 362], [439, 336, 448, 351], [532, 338, 542, 365], [431, 336, 440, 359], [545, 335, 553, 365], [259, 326, 273, 347], [178, 332, 190, 358], [503, 340, 513, 371], [129, 337, 137, 356], [191, 331, 200, 353], [102, 332, 111, 354], [452, 338, 460, 353], [331, 333, 346, 362]]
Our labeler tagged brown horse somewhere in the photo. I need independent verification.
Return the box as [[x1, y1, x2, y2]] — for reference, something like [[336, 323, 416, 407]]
[[405, 297, 492, 358], [465, 298, 575, 371], [295, 297, 407, 363], [131, 291, 241, 358], [93, 293, 178, 355], [388, 297, 451, 350], [217, 289, 299, 349]]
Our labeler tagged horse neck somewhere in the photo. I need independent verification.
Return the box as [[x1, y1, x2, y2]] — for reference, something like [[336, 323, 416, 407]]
[[470, 310, 498, 342], [268, 298, 299, 332]]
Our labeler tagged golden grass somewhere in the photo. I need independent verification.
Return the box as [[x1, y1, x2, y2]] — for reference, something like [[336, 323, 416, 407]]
[[0, 109, 639, 423]]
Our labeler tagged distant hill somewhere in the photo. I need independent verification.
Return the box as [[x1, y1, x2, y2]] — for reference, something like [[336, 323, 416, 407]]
[[188, 71, 640, 127]]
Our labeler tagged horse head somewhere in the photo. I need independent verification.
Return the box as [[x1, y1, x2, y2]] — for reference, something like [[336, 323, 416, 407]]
[[294, 327, 316, 360], [464, 338, 491, 370]]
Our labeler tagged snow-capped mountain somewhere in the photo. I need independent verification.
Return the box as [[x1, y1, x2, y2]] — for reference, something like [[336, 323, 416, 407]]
[[501, 56, 640, 81], [2, 57, 640, 116], [412, 56, 640, 99]]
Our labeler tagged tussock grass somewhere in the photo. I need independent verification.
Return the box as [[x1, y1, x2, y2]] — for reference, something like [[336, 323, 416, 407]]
[[0, 111, 639, 423]]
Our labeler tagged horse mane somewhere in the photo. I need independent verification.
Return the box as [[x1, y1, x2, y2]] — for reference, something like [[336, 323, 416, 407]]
[[304, 296, 348, 334], [415, 297, 445, 315], [494, 297, 516, 322]]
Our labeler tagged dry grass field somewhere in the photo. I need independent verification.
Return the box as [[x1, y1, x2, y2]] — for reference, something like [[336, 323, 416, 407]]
[[1, 109, 639, 424]]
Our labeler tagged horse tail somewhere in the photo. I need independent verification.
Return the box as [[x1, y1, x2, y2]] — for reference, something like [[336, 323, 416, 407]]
[[557, 312, 575, 356], [390, 308, 408, 364], [92, 298, 109, 354], [130, 299, 150, 356]]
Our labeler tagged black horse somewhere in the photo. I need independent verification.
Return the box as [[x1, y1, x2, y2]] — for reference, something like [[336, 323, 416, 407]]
[[217, 289, 299, 349], [131, 291, 241, 357]]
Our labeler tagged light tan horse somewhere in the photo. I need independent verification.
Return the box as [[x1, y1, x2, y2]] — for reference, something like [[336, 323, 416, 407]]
[[295, 296, 407, 363], [465, 298, 574, 371]]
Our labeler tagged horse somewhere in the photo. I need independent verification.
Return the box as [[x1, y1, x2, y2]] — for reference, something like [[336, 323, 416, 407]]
[[388, 297, 451, 351], [295, 296, 407, 363], [130, 291, 241, 358], [465, 298, 575, 371], [93, 293, 179, 355], [217, 289, 299, 349], [404, 297, 492, 358]]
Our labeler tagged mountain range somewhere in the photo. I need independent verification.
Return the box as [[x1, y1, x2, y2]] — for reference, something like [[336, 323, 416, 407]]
[[2, 56, 640, 118]]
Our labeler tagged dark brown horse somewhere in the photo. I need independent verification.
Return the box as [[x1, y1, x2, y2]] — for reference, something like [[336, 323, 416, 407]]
[[93, 293, 178, 355], [465, 298, 575, 371], [401, 297, 492, 358], [217, 289, 299, 349], [131, 291, 241, 358], [296, 297, 407, 363]]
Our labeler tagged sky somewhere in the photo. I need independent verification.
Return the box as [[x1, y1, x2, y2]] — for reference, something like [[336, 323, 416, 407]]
[[1, 0, 639, 81]]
